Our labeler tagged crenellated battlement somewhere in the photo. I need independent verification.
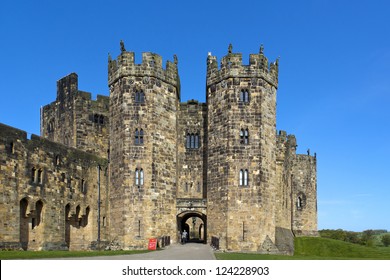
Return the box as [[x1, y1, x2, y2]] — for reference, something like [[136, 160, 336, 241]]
[[206, 44, 279, 88], [108, 41, 180, 95]]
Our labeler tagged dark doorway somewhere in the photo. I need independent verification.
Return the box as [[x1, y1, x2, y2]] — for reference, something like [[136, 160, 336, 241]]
[[65, 204, 71, 248], [19, 198, 29, 250], [177, 211, 207, 244]]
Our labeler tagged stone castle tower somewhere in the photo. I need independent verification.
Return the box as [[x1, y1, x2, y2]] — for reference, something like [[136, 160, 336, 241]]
[[0, 42, 317, 253]]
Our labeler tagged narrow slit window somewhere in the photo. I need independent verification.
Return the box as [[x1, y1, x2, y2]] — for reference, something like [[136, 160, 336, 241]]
[[135, 129, 139, 145], [37, 169, 43, 184], [31, 168, 36, 183], [139, 129, 144, 145], [140, 169, 144, 185], [186, 134, 191, 149], [135, 168, 139, 185]]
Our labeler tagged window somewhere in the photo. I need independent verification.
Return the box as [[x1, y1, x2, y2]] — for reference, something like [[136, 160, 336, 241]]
[[61, 173, 66, 182], [47, 120, 54, 133], [139, 129, 144, 145], [297, 193, 306, 210], [81, 179, 87, 194], [186, 133, 200, 149], [197, 182, 201, 193], [135, 129, 144, 145], [190, 134, 195, 149], [31, 168, 36, 183], [297, 197, 302, 209], [239, 89, 250, 103], [135, 90, 145, 103], [55, 155, 61, 166], [194, 134, 199, 148], [135, 168, 144, 186], [186, 134, 191, 149], [239, 169, 249, 186], [37, 169, 43, 184], [240, 129, 249, 144], [140, 169, 144, 185]]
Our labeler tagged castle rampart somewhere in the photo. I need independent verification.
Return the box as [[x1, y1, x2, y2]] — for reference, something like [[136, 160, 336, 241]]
[[0, 123, 108, 250], [108, 50, 180, 99], [206, 45, 278, 88]]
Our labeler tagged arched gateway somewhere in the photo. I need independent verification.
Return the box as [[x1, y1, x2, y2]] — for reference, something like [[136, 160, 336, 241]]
[[176, 198, 207, 244]]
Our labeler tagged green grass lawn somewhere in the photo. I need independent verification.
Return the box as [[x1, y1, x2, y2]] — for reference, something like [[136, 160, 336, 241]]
[[0, 249, 150, 260], [215, 237, 390, 260]]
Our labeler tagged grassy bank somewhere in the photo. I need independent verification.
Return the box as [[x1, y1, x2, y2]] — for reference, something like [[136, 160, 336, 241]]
[[0, 249, 150, 260], [215, 237, 390, 260]]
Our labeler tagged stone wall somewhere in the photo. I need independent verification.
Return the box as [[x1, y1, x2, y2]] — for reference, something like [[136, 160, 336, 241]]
[[0, 123, 108, 250], [177, 100, 207, 199]]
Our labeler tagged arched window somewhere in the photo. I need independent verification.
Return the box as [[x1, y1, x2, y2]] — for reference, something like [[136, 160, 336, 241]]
[[140, 169, 144, 186], [239, 169, 249, 186], [135, 168, 139, 185], [243, 169, 248, 186], [244, 129, 249, 144], [81, 179, 87, 194], [240, 129, 249, 144], [195, 134, 199, 148], [239, 89, 250, 103], [31, 168, 36, 183], [186, 132, 200, 149], [37, 169, 43, 184], [190, 134, 195, 149], [135, 168, 144, 186], [186, 134, 191, 149], [135, 90, 145, 103]]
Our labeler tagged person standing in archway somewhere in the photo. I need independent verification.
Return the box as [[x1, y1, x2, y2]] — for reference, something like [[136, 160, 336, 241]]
[[182, 229, 188, 244]]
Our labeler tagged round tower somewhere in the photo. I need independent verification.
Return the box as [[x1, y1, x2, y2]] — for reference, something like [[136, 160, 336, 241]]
[[108, 41, 180, 248], [206, 44, 280, 252]]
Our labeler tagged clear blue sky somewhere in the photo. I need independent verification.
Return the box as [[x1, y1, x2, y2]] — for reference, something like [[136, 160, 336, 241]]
[[1, 0, 389, 232]]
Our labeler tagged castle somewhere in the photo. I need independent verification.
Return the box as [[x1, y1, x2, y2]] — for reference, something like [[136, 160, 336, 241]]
[[0, 42, 317, 254]]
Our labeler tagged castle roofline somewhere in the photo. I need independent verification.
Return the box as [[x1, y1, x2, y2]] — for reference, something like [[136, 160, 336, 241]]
[[206, 44, 279, 88], [108, 41, 180, 99]]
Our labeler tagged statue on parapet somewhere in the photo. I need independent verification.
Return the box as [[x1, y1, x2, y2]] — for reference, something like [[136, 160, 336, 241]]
[[120, 40, 126, 52], [228, 43, 233, 54], [174, 54, 178, 65]]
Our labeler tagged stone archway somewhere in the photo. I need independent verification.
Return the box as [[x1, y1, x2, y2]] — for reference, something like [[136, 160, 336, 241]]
[[177, 211, 207, 244]]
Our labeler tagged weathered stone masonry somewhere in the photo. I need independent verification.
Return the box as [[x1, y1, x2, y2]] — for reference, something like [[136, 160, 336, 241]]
[[0, 42, 317, 253]]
